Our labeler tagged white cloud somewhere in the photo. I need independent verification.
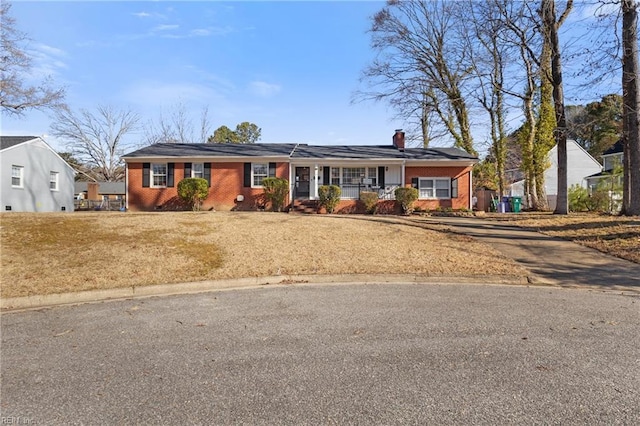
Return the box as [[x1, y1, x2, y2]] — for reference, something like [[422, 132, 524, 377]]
[[132, 11, 168, 20], [153, 24, 179, 32], [248, 81, 281, 98], [190, 28, 212, 37], [36, 43, 67, 57], [27, 43, 68, 79]]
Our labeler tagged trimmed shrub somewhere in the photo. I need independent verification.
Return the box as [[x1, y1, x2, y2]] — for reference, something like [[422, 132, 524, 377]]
[[262, 177, 289, 212], [360, 191, 379, 214], [318, 185, 341, 213], [177, 178, 209, 211], [395, 187, 419, 215]]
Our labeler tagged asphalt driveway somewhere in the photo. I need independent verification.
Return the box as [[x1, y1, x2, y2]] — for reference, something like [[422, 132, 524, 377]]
[[2, 283, 638, 424]]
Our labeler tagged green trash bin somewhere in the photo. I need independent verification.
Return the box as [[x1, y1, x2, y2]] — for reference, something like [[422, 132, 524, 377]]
[[510, 196, 522, 213]]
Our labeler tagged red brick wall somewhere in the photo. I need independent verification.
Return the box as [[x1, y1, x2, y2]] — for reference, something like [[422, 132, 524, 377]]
[[405, 166, 473, 210], [127, 162, 290, 211]]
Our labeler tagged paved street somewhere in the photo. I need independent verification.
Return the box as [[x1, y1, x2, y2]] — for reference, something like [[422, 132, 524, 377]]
[[2, 283, 639, 424]]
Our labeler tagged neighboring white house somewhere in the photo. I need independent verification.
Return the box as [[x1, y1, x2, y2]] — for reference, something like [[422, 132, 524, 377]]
[[509, 139, 602, 210], [585, 140, 623, 192], [1, 136, 76, 212]]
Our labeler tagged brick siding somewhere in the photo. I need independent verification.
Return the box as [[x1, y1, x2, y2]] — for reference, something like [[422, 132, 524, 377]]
[[127, 162, 290, 211], [405, 166, 473, 210]]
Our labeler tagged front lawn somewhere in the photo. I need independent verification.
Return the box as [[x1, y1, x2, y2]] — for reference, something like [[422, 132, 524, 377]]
[[1, 212, 524, 298]]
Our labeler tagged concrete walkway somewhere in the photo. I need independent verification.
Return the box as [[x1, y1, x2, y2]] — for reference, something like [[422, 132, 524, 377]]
[[423, 216, 640, 292]]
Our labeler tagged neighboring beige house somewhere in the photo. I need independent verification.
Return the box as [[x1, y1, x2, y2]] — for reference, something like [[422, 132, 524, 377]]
[[1, 136, 75, 212]]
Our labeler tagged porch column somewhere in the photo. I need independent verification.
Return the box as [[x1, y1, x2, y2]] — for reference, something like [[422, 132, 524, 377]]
[[289, 164, 294, 207], [401, 160, 406, 186], [313, 164, 320, 199]]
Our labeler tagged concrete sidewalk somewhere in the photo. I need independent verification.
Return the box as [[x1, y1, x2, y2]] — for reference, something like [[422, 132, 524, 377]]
[[423, 216, 640, 291]]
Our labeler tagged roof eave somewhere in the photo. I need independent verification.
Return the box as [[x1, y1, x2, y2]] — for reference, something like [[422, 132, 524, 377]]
[[123, 154, 291, 162]]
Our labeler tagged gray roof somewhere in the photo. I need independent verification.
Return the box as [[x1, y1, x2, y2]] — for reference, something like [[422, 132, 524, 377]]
[[123, 143, 299, 159], [75, 181, 125, 194], [123, 143, 477, 162], [0, 136, 38, 151], [291, 144, 476, 160], [603, 140, 623, 156]]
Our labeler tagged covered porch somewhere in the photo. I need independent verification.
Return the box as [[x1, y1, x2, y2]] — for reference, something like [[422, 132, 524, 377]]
[[289, 162, 404, 201]]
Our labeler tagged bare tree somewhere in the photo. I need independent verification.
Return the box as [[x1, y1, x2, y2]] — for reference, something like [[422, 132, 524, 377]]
[[491, 0, 546, 209], [541, 0, 573, 215], [465, 0, 512, 196], [143, 103, 212, 144], [0, 1, 65, 116], [359, 0, 477, 155], [50, 105, 140, 182], [199, 105, 212, 146], [621, 0, 640, 215], [385, 81, 445, 147]]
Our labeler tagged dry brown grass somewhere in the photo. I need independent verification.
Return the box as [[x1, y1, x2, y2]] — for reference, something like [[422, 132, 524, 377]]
[[483, 212, 640, 264], [0, 212, 524, 298]]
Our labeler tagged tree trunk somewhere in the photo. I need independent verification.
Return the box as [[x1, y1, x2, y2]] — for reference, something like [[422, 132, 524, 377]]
[[542, 0, 570, 215], [622, 0, 640, 215]]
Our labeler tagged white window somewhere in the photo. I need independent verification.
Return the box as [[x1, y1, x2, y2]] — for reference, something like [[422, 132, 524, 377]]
[[342, 167, 366, 185], [330, 167, 340, 185], [11, 165, 23, 188], [418, 178, 451, 199], [151, 163, 167, 187], [367, 167, 378, 186], [252, 163, 268, 187], [192, 163, 204, 178], [337, 167, 377, 185], [49, 171, 59, 191]]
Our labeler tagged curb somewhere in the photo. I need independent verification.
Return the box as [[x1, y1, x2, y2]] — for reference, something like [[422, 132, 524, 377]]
[[1, 274, 531, 312]]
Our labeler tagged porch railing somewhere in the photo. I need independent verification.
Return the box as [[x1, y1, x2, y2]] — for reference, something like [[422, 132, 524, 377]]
[[339, 183, 401, 200]]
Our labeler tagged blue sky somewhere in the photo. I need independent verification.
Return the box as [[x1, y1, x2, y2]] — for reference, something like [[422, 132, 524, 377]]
[[3, 1, 402, 151], [2, 1, 623, 155]]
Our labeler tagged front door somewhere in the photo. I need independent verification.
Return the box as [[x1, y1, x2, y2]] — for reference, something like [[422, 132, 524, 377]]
[[295, 167, 310, 198]]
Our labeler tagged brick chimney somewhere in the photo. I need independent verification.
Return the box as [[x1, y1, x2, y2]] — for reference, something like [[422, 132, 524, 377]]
[[87, 182, 100, 201], [392, 129, 405, 151]]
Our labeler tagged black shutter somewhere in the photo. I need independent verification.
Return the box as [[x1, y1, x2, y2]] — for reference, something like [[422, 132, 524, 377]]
[[184, 162, 192, 179], [411, 177, 419, 188], [323, 167, 330, 185], [378, 166, 385, 187], [243, 163, 251, 187], [451, 178, 459, 198], [204, 163, 211, 187], [142, 163, 150, 188], [167, 163, 175, 187], [269, 162, 276, 177]]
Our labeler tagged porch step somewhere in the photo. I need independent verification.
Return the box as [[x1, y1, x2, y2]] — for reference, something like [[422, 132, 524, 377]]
[[289, 200, 319, 214]]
